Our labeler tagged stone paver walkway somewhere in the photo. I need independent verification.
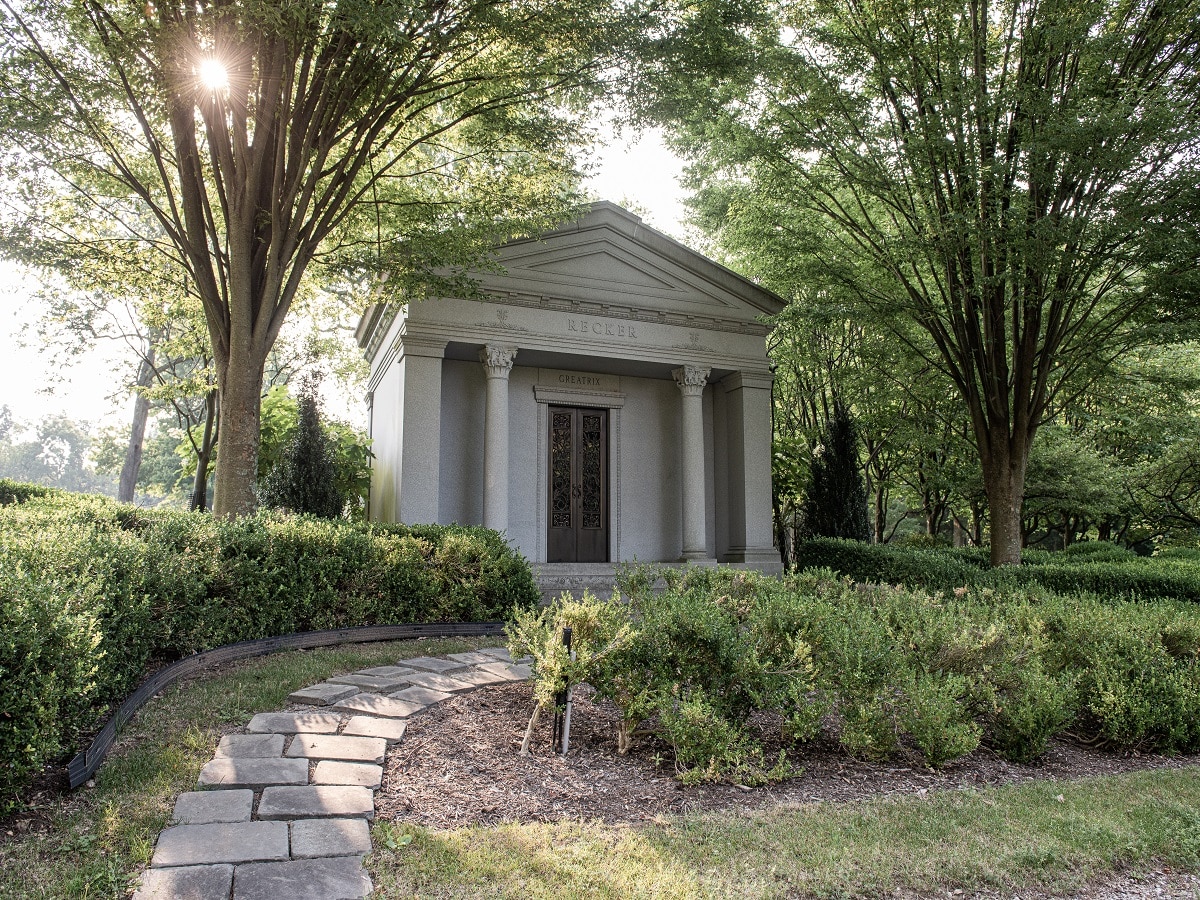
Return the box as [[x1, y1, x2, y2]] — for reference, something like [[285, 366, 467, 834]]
[[132, 646, 531, 900]]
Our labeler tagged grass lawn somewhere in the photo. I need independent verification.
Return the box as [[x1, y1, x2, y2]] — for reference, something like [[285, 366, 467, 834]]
[[368, 768, 1200, 898], [0, 637, 493, 900], [1, 638, 1197, 900]]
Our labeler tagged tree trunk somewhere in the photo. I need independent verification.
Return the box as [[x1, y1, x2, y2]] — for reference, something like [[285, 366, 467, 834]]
[[983, 451, 1027, 566], [212, 356, 266, 518], [118, 342, 157, 503], [190, 389, 219, 512], [873, 484, 885, 544], [772, 492, 791, 569]]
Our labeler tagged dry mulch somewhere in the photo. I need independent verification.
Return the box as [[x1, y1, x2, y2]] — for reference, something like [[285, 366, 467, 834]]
[[377, 681, 1198, 829], [376, 682, 1200, 900]]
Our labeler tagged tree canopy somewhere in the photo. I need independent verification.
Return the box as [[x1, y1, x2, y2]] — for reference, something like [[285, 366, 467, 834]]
[[643, 0, 1200, 563], [0, 0, 644, 516]]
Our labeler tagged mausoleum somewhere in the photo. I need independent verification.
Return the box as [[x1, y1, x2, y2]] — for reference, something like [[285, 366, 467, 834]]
[[356, 202, 784, 574]]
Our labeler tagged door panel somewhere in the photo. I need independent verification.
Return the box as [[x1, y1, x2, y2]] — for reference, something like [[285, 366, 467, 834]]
[[547, 406, 608, 563]]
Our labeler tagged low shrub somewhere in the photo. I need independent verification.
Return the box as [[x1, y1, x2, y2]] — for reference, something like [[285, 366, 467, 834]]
[[0, 483, 538, 811], [0, 478, 61, 506], [796, 538, 1200, 604], [514, 565, 1200, 783], [0, 541, 101, 807]]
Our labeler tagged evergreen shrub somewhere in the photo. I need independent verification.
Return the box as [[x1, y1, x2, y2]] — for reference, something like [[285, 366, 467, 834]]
[[801, 403, 871, 542], [259, 380, 346, 518], [0, 478, 61, 505], [0, 483, 538, 811], [796, 537, 1200, 603], [514, 566, 1200, 784]]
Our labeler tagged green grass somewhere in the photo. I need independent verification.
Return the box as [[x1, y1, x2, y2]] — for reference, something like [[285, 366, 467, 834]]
[[0, 637, 493, 900], [368, 767, 1200, 899], [4, 635, 1199, 900]]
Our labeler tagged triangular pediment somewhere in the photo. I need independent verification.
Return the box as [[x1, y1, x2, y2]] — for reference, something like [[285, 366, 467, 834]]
[[524, 248, 680, 292], [471, 202, 785, 324]]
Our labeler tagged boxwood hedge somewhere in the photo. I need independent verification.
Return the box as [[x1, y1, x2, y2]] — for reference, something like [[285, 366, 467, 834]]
[[0, 480, 538, 811], [795, 538, 1200, 604], [517, 565, 1200, 784]]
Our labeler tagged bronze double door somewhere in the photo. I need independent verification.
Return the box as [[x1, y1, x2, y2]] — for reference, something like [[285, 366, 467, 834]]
[[548, 406, 609, 563]]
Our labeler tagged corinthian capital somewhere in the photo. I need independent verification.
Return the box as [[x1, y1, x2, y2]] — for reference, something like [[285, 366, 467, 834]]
[[672, 364, 710, 396], [480, 345, 517, 377]]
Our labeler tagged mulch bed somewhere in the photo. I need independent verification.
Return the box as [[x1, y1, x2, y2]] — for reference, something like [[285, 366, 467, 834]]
[[375, 681, 1200, 830]]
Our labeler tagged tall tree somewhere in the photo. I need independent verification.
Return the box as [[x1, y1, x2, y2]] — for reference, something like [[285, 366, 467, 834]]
[[642, 0, 1200, 564], [0, 0, 638, 517]]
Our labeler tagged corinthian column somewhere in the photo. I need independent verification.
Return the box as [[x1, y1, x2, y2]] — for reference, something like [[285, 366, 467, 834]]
[[480, 345, 517, 533], [672, 364, 710, 560]]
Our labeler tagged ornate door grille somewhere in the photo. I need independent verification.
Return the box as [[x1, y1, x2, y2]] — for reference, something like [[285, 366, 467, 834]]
[[548, 406, 608, 562]]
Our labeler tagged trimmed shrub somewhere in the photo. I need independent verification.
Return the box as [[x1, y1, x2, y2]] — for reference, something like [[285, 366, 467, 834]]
[[0, 478, 61, 506], [516, 564, 1200, 783], [796, 537, 1200, 604], [0, 539, 101, 812], [0, 483, 539, 810]]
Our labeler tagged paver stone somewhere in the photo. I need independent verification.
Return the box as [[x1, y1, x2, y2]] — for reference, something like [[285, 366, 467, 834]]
[[475, 661, 532, 681], [446, 651, 503, 665], [151, 821, 288, 867], [332, 693, 423, 719], [286, 734, 386, 763], [131, 864, 233, 900], [246, 712, 342, 734], [232, 857, 371, 900], [327, 673, 411, 693], [289, 818, 373, 858], [313, 761, 383, 788], [436, 667, 505, 688], [395, 671, 476, 693], [478, 646, 513, 662], [289, 682, 359, 707], [399, 656, 468, 674], [215, 733, 285, 758], [389, 685, 452, 706], [356, 665, 416, 677], [257, 785, 375, 820], [341, 716, 407, 742], [172, 789, 253, 825], [198, 757, 308, 791]]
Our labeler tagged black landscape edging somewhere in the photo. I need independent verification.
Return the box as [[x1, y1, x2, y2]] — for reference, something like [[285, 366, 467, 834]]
[[67, 621, 506, 789]]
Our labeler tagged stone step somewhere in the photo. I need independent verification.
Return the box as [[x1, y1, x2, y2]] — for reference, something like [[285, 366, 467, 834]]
[[535, 565, 620, 604]]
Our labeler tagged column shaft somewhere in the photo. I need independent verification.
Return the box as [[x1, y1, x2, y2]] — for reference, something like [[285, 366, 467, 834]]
[[397, 337, 446, 524], [673, 365, 711, 560], [720, 371, 780, 569], [481, 346, 517, 533]]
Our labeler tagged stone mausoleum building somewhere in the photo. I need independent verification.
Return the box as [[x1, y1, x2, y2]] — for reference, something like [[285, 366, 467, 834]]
[[356, 202, 784, 577]]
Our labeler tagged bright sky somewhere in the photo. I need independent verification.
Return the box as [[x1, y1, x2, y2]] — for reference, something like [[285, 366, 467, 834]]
[[0, 130, 690, 436]]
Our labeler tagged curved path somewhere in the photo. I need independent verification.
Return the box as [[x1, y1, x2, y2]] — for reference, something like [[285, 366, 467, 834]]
[[131, 646, 530, 900]]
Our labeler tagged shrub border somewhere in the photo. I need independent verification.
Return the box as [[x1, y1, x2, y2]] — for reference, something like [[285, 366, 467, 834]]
[[67, 621, 505, 789]]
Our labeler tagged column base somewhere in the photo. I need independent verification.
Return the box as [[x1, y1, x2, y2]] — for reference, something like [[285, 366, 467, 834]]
[[721, 547, 784, 575], [678, 554, 718, 566]]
